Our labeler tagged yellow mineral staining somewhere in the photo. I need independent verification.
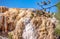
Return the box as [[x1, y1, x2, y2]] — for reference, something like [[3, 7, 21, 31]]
[[0, 6, 57, 39]]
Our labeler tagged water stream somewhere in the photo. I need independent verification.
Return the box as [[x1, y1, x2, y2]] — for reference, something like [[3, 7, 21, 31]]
[[22, 17, 37, 39]]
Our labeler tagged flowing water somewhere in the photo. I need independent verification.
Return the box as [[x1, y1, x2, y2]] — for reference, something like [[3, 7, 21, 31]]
[[22, 17, 37, 39]]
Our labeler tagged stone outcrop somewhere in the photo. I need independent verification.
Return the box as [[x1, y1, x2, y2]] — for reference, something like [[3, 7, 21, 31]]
[[0, 6, 57, 39], [0, 6, 8, 13]]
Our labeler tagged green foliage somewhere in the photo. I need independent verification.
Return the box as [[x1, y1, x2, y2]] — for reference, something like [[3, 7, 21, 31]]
[[56, 2, 60, 10], [55, 28, 60, 36], [31, 13, 34, 17], [55, 2, 60, 25], [55, 2, 60, 23], [55, 12, 60, 21], [55, 2, 60, 36], [8, 33, 13, 39]]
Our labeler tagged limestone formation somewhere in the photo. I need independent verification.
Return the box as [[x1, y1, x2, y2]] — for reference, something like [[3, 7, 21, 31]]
[[0, 6, 57, 39]]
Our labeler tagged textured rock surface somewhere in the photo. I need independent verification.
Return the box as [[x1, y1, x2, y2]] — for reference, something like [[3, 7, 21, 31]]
[[0, 7, 57, 39], [0, 36, 8, 39], [0, 6, 8, 13]]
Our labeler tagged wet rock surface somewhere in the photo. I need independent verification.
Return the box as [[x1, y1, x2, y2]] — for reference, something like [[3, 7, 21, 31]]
[[0, 6, 57, 39], [0, 36, 8, 39]]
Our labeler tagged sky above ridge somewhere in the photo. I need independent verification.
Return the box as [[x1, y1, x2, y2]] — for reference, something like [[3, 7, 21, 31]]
[[0, 0, 59, 13]]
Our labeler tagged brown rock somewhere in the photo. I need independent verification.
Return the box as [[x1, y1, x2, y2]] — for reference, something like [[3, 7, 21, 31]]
[[0, 6, 57, 39], [0, 6, 8, 13]]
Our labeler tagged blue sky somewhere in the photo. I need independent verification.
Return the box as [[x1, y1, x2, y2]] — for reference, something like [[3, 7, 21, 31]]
[[0, 0, 59, 13]]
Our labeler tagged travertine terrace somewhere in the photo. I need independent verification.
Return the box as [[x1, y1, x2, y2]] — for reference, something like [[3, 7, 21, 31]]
[[0, 6, 57, 39]]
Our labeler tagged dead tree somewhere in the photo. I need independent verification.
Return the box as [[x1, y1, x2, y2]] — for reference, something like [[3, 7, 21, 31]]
[[37, 0, 56, 13]]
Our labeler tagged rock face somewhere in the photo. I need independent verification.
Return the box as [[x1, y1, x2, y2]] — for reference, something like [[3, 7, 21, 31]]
[[0, 6, 8, 13], [0, 7, 57, 39]]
